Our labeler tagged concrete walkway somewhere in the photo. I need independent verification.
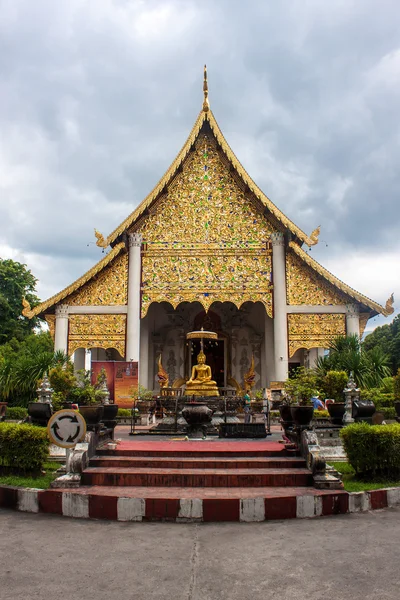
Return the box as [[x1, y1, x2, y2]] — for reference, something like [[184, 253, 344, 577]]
[[1, 507, 399, 600]]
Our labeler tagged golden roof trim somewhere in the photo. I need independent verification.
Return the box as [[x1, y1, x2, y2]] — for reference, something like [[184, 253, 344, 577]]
[[26, 243, 127, 318], [102, 106, 315, 247], [103, 111, 207, 246], [288, 241, 390, 316], [206, 111, 313, 245]]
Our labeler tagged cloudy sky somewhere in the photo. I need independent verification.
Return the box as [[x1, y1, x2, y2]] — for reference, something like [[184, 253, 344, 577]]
[[1, 0, 399, 334]]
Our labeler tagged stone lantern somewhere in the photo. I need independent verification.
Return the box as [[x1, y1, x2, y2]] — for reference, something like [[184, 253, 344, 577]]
[[343, 373, 360, 424], [37, 374, 53, 404]]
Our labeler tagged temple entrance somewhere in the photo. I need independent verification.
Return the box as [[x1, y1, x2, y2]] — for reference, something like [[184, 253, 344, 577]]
[[189, 338, 225, 388]]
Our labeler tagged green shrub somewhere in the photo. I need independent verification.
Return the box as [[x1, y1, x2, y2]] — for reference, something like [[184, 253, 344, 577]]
[[314, 409, 329, 418], [340, 423, 400, 478], [284, 367, 320, 405], [395, 369, 400, 401], [0, 423, 49, 473], [117, 408, 132, 418], [5, 406, 28, 420], [319, 370, 348, 402], [381, 407, 396, 420]]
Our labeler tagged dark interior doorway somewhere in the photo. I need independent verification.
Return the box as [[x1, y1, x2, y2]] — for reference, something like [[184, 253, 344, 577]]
[[189, 338, 225, 388]]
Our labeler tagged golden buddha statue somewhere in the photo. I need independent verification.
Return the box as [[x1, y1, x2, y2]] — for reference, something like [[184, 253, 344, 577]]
[[185, 351, 219, 397]]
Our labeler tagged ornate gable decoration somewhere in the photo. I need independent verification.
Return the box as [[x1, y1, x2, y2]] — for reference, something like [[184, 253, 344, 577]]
[[138, 133, 274, 316], [68, 314, 126, 357], [288, 313, 346, 357], [65, 252, 128, 306], [286, 249, 350, 306]]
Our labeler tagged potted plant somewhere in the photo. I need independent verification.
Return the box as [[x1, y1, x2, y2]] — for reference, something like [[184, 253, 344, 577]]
[[320, 370, 347, 425], [70, 370, 104, 427], [94, 368, 119, 424], [284, 367, 318, 427]]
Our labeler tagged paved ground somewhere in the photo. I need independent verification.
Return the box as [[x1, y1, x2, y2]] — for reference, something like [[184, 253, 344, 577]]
[[1, 507, 399, 600], [115, 424, 283, 443]]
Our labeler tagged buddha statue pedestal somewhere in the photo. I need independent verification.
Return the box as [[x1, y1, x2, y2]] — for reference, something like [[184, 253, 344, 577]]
[[185, 351, 219, 398]]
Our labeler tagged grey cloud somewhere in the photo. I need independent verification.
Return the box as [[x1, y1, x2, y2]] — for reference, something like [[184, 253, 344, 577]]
[[0, 0, 399, 319]]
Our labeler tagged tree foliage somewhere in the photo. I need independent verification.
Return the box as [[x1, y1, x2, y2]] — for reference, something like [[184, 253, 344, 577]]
[[0, 332, 68, 406], [315, 335, 392, 389], [0, 259, 41, 343], [363, 314, 400, 375], [284, 367, 320, 405]]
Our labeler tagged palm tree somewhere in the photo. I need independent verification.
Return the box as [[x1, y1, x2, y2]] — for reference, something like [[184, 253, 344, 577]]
[[315, 335, 391, 389], [0, 349, 69, 406]]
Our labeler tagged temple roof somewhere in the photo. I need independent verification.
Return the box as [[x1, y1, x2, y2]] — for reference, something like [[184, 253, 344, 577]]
[[97, 108, 317, 249], [288, 242, 392, 317], [25, 68, 392, 321], [23, 243, 126, 318]]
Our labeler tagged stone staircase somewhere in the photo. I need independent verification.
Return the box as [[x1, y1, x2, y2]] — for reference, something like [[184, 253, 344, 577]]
[[74, 440, 326, 521]]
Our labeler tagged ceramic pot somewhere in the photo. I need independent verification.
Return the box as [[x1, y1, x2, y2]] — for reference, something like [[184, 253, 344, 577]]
[[290, 405, 314, 427], [102, 404, 119, 421], [79, 405, 104, 426], [327, 402, 346, 425], [28, 402, 52, 426]]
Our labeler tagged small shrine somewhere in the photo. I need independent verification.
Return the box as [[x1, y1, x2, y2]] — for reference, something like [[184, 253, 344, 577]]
[[23, 67, 394, 405]]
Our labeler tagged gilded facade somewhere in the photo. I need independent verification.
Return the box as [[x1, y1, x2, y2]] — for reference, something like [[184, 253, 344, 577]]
[[138, 133, 274, 317], [286, 250, 349, 306], [66, 253, 128, 306], [288, 313, 346, 357], [68, 314, 126, 357]]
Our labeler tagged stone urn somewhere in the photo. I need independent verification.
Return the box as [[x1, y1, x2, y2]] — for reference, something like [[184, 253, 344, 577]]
[[28, 402, 52, 426], [79, 405, 104, 430], [327, 402, 346, 426], [182, 401, 213, 437], [290, 405, 314, 427]]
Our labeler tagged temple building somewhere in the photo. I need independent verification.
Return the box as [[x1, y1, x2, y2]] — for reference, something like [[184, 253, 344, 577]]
[[24, 68, 394, 395]]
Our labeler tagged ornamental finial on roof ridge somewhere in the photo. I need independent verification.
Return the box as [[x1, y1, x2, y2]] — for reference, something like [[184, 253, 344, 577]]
[[203, 64, 210, 112]]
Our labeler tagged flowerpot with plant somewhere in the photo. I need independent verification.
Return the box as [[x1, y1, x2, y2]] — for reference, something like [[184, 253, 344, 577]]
[[69, 369, 104, 427], [284, 367, 319, 428]]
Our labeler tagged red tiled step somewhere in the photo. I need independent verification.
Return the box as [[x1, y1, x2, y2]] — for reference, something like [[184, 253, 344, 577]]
[[90, 456, 307, 470], [99, 440, 289, 458], [81, 467, 312, 488]]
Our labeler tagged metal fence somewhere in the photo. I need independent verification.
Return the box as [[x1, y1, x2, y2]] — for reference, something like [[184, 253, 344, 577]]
[[129, 397, 271, 435]]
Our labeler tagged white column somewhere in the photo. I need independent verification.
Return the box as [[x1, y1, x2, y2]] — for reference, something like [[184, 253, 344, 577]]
[[264, 313, 275, 386], [73, 348, 85, 371], [54, 304, 69, 354], [271, 232, 288, 382], [139, 316, 149, 389], [84, 348, 92, 371], [346, 304, 360, 337], [126, 233, 142, 362]]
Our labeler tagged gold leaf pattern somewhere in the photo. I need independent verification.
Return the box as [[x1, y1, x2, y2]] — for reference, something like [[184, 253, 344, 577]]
[[66, 253, 128, 306], [139, 134, 274, 316], [68, 314, 126, 357], [288, 313, 346, 357], [286, 250, 349, 306]]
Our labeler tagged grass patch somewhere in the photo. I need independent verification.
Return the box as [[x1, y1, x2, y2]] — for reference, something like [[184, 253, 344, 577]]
[[0, 461, 59, 489], [328, 461, 400, 493]]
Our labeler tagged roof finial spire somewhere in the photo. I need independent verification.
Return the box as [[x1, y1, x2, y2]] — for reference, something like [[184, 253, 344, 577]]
[[202, 64, 210, 112]]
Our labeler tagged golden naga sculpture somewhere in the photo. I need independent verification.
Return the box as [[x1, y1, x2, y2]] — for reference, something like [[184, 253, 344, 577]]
[[308, 226, 321, 246], [22, 297, 31, 317], [385, 293, 395, 315], [157, 354, 169, 389], [186, 351, 219, 397], [244, 354, 256, 393], [94, 228, 108, 248]]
